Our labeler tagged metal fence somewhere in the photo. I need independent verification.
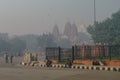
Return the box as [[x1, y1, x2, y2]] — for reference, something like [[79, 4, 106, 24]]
[[46, 45, 120, 61]]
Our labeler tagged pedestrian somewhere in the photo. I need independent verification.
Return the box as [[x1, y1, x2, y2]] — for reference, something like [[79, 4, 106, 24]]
[[65, 58, 72, 68], [10, 55, 13, 64], [46, 58, 52, 67], [4, 53, 9, 63]]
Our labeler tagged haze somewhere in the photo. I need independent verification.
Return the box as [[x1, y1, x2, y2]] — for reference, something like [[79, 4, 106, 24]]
[[0, 0, 120, 35]]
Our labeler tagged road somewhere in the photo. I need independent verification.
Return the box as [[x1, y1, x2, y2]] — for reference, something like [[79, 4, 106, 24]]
[[0, 66, 119, 80], [0, 57, 119, 80]]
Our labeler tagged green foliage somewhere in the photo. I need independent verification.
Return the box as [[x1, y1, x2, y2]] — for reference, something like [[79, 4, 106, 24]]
[[0, 39, 11, 52], [0, 37, 26, 54], [37, 33, 57, 51], [87, 10, 120, 45], [58, 38, 72, 48], [9, 37, 26, 53]]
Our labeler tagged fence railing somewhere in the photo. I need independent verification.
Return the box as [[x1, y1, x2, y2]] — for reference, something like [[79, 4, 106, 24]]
[[46, 45, 120, 61]]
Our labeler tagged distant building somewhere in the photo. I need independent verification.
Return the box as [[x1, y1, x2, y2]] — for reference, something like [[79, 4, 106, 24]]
[[71, 23, 78, 43], [64, 22, 72, 39], [78, 24, 87, 33], [52, 24, 60, 41], [63, 22, 78, 43]]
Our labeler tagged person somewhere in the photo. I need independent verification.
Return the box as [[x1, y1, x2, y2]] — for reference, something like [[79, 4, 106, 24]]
[[46, 58, 52, 67], [4, 53, 9, 63], [65, 58, 72, 68], [92, 60, 99, 65], [10, 55, 13, 64]]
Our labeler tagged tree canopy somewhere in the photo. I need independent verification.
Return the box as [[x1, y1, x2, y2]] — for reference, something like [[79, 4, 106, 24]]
[[37, 33, 57, 51], [87, 10, 120, 45], [9, 37, 26, 53]]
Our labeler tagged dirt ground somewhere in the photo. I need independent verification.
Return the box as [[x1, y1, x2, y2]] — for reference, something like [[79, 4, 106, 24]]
[[0, 57, 120, 80]]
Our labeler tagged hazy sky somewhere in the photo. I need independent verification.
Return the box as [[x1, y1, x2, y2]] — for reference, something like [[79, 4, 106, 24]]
[[0, 0, 120, 35]]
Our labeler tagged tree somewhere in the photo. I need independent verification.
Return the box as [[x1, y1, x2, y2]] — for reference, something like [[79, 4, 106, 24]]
[[58, 38, 72, 48], [37, 33, 57, 51], [0, 38, 11, 52], [87, 10, 120, 45], [9, 37, 26, 54]]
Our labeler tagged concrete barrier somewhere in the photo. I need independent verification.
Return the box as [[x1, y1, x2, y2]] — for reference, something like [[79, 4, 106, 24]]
[[71, 65, 120, 72], [52, 64, 56, 67], [71, 65, 76, 69], [39, 64, 46, 67], [62, 64, 118, 72], [22, 62, 120, 72]]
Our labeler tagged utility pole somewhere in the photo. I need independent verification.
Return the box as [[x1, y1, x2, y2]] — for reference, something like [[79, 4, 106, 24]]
[[94, 0, 96, 26]]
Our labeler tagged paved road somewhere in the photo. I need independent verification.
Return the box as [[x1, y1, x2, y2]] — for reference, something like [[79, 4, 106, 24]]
[[0, 57, 119, 80], [0, 66, 119, 80]]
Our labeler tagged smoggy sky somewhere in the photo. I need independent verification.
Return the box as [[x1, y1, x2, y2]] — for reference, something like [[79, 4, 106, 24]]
[[0, 0, 120, 35]]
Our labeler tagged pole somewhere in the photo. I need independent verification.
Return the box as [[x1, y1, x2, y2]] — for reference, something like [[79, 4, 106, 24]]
[[94, 0, 96, 26], [72, 46, 74, 62], [58, 47, 61, 62]]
